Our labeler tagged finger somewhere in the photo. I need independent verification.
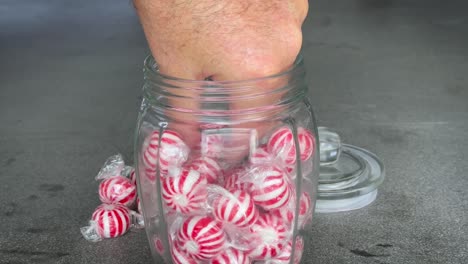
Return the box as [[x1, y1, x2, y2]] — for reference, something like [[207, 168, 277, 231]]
[[206, 27, 303, 150], [140, 51, 204, 149], [290, 0, 309, 25]]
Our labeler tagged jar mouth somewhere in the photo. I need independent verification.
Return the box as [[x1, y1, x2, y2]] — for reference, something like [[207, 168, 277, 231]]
[[142, 54, 307, 118], [143, 55, 304, 86]]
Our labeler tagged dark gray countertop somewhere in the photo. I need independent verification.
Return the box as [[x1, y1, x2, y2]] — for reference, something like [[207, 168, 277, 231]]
[[1, 0, 467, 263]]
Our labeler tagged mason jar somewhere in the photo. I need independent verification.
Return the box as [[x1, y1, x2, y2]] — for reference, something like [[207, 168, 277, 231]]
[[135, 55, 319, 264]]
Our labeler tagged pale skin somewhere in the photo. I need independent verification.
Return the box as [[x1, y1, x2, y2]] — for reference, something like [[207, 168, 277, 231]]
[[134, 0, 308, 150]]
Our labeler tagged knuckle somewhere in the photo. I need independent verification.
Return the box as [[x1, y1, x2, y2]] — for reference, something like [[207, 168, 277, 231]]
[[281, 26, 303, 60], [243, 57, 289, 78], [293, 0, 309, 24]]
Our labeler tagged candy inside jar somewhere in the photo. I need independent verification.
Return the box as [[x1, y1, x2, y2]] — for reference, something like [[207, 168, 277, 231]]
[[135, 55, 318, 263]]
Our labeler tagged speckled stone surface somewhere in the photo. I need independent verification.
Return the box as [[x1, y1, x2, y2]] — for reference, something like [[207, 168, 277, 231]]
[[0, 0, 467, 263]]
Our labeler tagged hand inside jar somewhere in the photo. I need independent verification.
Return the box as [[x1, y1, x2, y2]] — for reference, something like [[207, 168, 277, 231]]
[[134, 0, 309, 151]]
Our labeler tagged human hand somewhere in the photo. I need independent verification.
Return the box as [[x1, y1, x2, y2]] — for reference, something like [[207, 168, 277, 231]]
[[134, 0, 307, 81], [135, 0, 308, 161]]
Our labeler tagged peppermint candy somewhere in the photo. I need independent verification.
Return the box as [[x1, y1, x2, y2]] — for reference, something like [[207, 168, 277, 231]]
[[273, 191, 312, 228], [171, 242, 198, 264], [248, 213, 288, 260], [144, 167, 158, 181], [142, 130, 189, 173], [249, 145, 272, 165], [267, 126, 316, 165], [129, 169, 137, 185], [213, 189, 259, 228], [162, 168, 207, 214], [265, 236, 304, 264], [223, 168, 252, 192], [298, 127, 315, 161], [176, 216, 226, 260], [210, 248, 250, 264], [98, 176, 136, 207], [201, 133, 224, 159], [189, 157, 222, 184], [91, 204, 131, 239], [250, 165, 291, 211], [267, 127, 296, 165]]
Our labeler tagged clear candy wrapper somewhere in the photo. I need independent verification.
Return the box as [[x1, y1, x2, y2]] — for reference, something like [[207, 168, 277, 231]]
[[267, 126, 298, 166], [162, 166, 208, 215], [142, 130, 190, 174], [247, 213, 290, 260], [135, 126, 315, 263], [201, 128, 257, 169], [222, 167, 253, 192], [210, 248, 250, 264], [99, 176, 137, 208], [265, 126, 316, 166], [82, 154, 145, 243], [272, 191, 312, 229], [95, 154, 125, 180], [212, 188, 259, 228], [175, 215, 226, 260], [94, 154, 139, 208], [188, 156, 222, 184], [81, 204, 144, 242], [121, 165, 137, 185], [247, 165, 292, 211], [264, 236, 304, 264]]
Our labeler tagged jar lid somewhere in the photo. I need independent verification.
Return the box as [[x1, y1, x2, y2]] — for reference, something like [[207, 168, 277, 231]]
[[315, 127, 385, 213]]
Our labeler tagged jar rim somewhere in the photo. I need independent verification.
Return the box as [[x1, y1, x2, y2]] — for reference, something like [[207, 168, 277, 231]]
[[143, 54, 304, 84]]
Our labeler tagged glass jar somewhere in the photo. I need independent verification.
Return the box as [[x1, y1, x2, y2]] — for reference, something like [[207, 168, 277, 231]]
[[135, 55, 319, 264]]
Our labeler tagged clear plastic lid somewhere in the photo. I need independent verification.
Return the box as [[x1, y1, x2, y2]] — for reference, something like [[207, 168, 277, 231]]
[[316, 127, 385, 213]]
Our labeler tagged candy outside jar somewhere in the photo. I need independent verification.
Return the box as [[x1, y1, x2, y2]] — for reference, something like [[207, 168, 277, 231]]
[[134, 55, 319, 263]]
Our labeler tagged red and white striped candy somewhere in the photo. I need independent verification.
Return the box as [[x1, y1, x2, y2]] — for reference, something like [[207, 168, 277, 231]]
[[142, 130, 189, 173], [273, 192, 311, 228], [223, 173, 239, 191], [171, 242, 198, 264], [162, 168, 207, 214], [210, 248, 250, 264], [201, 132, 251, 161], [248, 213, 288, 260], [143, 167, 160, 181], [189, 157, 222, 184], [91, 204, 131, 239], [176, 216, 226, 260], [98, 176, 137, 207], [265, 236, 304, 264], [129, 169, 137, 185], [223, 168, 252, 192], [136, 197, 142, 214], [267, 127, 296, 165], [201, 133, 224, 159], [213, 189, 258, 228], [298, 192, 312, 227], [249, 145, 273, 165], [285, 166, 295, 175], [250, 166, 291, 211], [298, 127, 315, 161]]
